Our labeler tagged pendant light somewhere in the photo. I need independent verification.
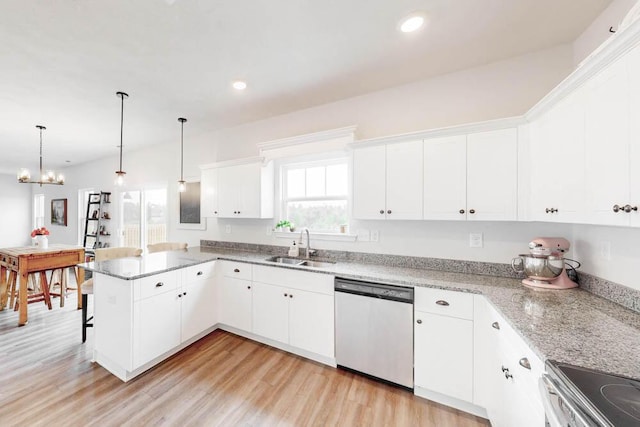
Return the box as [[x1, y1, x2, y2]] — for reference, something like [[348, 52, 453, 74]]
[[17, 125, 65, 186], [115, 91, 129, 186], [177, 117, 187, 192]]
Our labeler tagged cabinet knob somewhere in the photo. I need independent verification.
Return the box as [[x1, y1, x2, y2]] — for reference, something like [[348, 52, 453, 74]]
[[416, 319, 422, 324], [178, 294, 182, 298], [491, 321, 500, 330], [624, 204, 638, 213], [459, 209, 465, 214], [501, 365, 508, 373], [289, 294, 293, 298], [546, 207, 558, 213], [234, 268, 240, 273], [379, 210, 384, 214], [435, 300, 450, 306], [197, 271, 203, 276], [504, 371, 513, 380], [284, 293, 288, 297], [469, 209, 475, 214], [613, 204, 622, 213], [155, 282, 164, 288], [247, 285, 251, 290], [519, 357, 531, 370], [183, 292, 187, 296], [387, 210, 391, 214], [214, 211, 218, 215]]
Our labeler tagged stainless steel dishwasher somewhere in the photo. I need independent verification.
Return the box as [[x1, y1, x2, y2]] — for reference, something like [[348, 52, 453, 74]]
[[335, 277, 414, 389]]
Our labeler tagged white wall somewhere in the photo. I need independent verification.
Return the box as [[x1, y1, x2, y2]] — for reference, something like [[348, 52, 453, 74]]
[[0, 174, 32, 247], [573, 0, 638, 66]]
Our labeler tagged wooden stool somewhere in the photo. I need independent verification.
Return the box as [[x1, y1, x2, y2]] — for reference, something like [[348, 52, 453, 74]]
[[48, 267, 78, 307], [11, 271, 53, 311]]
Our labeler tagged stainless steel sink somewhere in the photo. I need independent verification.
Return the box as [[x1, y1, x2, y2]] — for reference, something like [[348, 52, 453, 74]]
[[264, 256, 336, 268]]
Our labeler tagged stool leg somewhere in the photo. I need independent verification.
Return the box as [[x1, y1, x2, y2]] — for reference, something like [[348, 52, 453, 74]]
[[8, 271, 17, 310], [39, 271, 52, 310], [82, 293, 88, 343]]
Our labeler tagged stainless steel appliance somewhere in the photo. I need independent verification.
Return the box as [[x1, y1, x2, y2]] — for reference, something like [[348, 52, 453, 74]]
[[511, 237, 580, 289], [334, 277, 414, 389], [540, 360, 640, 427]]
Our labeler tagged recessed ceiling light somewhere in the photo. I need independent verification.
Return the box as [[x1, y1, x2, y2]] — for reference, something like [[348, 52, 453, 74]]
[[232, 81, 247, 90], [400, 14, 425, 33]]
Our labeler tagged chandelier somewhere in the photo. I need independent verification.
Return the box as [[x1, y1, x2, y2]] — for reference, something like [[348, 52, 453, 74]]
[[17, 125, 64, 186]]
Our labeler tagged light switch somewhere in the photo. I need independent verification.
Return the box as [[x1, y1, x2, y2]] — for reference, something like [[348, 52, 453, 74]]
[[225, 225, 232, 234]]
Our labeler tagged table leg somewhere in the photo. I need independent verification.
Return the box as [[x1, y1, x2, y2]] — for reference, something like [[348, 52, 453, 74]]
[[39, 271, 52, 310], [0, 265, 7, 310], [77, 267, 84, 310], [18, 268, 28, 325]]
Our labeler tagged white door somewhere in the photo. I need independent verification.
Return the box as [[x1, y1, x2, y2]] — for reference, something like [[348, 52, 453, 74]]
[[251, 282, 289, 344], [217, 166, 240, 218], [627, 43, 640, 227], [414, 311, 473, 402], [289, 289, 334, 358], [236, 163, 262, 218], [385, 140, 423, 220], [423, 135, 467, 220], [200, 167, 218, 217], [585, 57, 630, 226], [218, 277, 252, 331], [467, 128, 518, 221], [181, 278, 216, 341], [352, 145, 387, 219], [135, 291, 181, 367]]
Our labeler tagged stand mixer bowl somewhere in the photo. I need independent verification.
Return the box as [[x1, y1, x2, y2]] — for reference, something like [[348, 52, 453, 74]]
[[511, 254, 565, 281]]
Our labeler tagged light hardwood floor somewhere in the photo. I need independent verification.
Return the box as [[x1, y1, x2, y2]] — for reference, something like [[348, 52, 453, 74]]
[[0, 294, 490, 427]]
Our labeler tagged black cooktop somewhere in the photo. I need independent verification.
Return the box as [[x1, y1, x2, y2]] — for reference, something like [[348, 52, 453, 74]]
[[550, 361, 640, 427]]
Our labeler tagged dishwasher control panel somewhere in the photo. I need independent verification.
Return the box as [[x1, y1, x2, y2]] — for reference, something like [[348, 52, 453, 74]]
[[335, 278, 413, 303]]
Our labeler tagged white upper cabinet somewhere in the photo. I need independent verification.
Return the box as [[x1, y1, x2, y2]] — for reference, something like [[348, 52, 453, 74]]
[[200, 167, 218, 217], [529, 87, 586, 223], [352, 140, 423, 220], [628, 43, 640, 227], [424, 129, 518, 221], [210, 159, 274, 219]]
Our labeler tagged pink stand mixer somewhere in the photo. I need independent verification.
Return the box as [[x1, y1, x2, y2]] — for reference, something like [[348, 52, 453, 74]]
[[511, 237, 580, 289]]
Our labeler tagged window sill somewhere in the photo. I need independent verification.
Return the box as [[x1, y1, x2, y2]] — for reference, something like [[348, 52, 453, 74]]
[[273, 230, 357, 242]]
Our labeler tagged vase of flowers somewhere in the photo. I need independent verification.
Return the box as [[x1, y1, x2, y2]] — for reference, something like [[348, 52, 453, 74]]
[[31, 227, 50, 249]]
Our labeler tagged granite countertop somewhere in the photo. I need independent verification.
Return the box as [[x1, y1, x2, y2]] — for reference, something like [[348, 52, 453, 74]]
[[80, 246, 640, 380]]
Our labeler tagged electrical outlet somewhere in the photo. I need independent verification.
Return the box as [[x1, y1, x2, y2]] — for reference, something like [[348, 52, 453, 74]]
[[266, 226, 273, 236], [370, 230, 380, 242], [469, 233, 483, 248], [357, 229, 370, 242], [599, 241, 611, 260], [225, 225, 232, 234]]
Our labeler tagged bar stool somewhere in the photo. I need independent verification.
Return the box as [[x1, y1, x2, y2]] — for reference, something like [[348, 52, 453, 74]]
[[11, 270, 53, 311], [80, 247, 142, 342], [48, 267, 78, 307]]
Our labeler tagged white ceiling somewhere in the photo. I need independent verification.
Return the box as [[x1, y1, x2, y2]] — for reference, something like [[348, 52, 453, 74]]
[[0, 0, 611, 174]]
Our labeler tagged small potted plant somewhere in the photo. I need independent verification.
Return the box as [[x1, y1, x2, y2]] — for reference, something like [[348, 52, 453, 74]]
[[275, 220, 293, 232], [31, 227, 50, 249]]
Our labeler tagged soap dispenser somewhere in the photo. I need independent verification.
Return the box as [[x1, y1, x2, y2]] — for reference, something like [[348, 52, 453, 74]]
[[288, 241, 299, 257]]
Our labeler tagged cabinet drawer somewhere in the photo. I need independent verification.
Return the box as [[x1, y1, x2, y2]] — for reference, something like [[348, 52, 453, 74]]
[[183, 261, 216, 282], [219, 261, 252, 281], [253, 265, 334, 295], [136, 270, 179, 301], [415, 287, 473, 320]]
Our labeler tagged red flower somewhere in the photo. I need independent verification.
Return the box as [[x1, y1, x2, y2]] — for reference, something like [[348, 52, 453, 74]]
[[31, 227, 50, 237]]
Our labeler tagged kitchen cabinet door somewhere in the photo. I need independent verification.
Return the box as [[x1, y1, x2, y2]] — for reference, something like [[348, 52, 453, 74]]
[[218, 276, 252, 332], [252, 282, 289, 344], [352, 145, 386, 219], [627, 43, 640, 227], [467, 128, 518, 221], [235, 163, 262, 218], [200, 167, 218, 217], [414, 311, 473, 403], [423, 135, 467, 220], [135, 290, 181, 368], [385, 140, 423, 219], [217, 166, 241, 218], [585, 57, 631, 226], [529, 88, 587, 223], [216, 161, 274, 219], [289, 289, 334, 358], [181, 277, 216, 342]]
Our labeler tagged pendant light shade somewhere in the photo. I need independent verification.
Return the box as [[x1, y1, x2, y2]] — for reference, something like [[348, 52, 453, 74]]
[[115, 91, 129, 186], [17, 125, 64, 186], [178, 117, 187, 193]]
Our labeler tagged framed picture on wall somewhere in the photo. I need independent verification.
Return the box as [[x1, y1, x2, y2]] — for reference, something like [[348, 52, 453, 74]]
[[178, 180, 206, 230], [51, 198, 67, 226]]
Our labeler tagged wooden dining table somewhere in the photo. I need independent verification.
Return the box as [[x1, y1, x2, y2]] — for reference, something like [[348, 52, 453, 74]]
[[0, 244, 85, 325]]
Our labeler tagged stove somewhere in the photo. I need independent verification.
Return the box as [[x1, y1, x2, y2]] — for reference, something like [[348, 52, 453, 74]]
[[540, 360, 640, 427]]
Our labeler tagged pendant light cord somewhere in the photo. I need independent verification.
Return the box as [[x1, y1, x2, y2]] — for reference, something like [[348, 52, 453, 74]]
[[180, 119, 184, 181], [116, 91, 129, 173]]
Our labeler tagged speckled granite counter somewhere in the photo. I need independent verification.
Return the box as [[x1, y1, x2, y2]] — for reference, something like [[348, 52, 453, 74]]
[[80, 246, 640, 380]]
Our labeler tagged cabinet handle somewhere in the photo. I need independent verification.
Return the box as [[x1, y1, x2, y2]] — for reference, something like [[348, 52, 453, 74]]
[[613, 204, 622, 213], [183, 292, 187, 296], [519, 357, 531, 370], [289, 294, 293, 298], [237, 211, 241, 214], [214, 211, 218, 215], [284, 293, 288, 297], [197, 271, 203, 276], [469, 209, 476, 214], [491, 321, 500, 330], [416, 319, 422, 324], [459, 209, 465, 214], [379, 210, 384, 214], [247, 286, 251, 290], [504, 371, 513, 380], [387, 209, 392, 214], [234, 268, 240, 273], [546, 207, 558, 213], [624, 204, 638, 213], [178, 294, 182, 298], [435, 300, 449, 306], [155, 282, 164, 288], [501, 365, 509, 373]]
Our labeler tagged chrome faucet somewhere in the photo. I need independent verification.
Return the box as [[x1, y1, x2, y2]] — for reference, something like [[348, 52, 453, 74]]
[[300, 227, 312, 259]]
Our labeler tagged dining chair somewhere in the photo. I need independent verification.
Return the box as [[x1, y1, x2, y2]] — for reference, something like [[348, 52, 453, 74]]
[[147, 242, 188, 253], [80, 246, 142, 342]]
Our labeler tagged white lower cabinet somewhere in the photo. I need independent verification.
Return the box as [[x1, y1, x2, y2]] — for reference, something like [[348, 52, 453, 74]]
[[135, 289, 182, 367], [218, 275, 253, 332], [474, 295, 545, 427]]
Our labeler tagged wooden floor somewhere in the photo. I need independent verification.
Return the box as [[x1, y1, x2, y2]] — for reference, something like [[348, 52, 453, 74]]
[[0, 295, 490, 427]]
